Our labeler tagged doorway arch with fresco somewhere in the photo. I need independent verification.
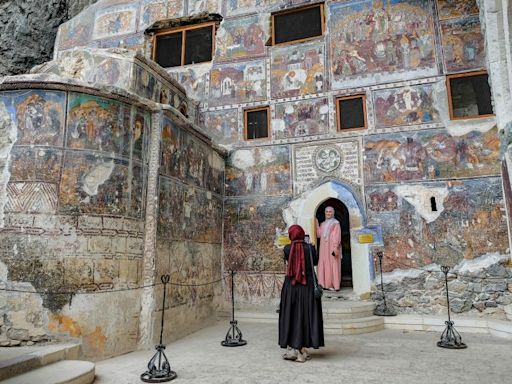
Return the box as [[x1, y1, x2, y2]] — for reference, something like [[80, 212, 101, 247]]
[[316, 198, 352, 288]]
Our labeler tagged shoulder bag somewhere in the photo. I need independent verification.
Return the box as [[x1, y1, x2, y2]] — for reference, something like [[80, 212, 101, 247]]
[[306, 244, 323, 299]]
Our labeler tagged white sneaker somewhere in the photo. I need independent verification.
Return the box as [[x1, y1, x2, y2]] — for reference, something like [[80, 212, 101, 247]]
[[282, 348, 297, 361], [295, 351, 307, 363]]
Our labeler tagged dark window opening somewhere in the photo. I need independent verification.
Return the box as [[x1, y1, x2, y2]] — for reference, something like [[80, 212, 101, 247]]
[[154, 24, 214, 68], [337, 95, 367, 130], [448, 72, 494, 119], [272, 4, 323, 45], [430, 196, 437, 212], [245, 108, 269, 140]]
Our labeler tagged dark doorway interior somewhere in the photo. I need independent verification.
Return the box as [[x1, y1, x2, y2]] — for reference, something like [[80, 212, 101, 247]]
[[315, 198, 352, 288]]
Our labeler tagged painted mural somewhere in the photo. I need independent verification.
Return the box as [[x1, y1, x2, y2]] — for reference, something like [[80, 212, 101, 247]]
[[271, 42, 325, 99], [134, 64, 161, 102], [58, 10, 94, 50], [440, 16, 485, 72], [67, 93, 131, 157], [373, 84, 440, 128], [364, 127, 501, 183], [158, 178, 223, 243], [226, 0, 267, 16], [9, 147, 62, 183], [132, 109, 149, 161], [139, 0, 184, 29], [209, 60, 266, 106], [92, 4, 138, 40], [436, 0, 479, 20], [273, 97, 329, 139], [92, 56, 132, 89], [225, 146, 291, 196], [168, 64, 210, 101], [59, 152, 136, 217], [160, 117, 224, 194], [203, 109, 239, 144], [366, 178, 509, 271], [188, 0, 221, 14], [329, 0, 436, 88]]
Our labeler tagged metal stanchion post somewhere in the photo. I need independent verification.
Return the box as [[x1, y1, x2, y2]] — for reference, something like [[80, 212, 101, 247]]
[[141, 275, 178, 382], [373, 250, 397, 316], [437, 266, 467, 349], [221, 270, 247, 347]]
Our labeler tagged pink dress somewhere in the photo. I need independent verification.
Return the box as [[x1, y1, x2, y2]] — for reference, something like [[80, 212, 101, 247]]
[[317, 219, 342, 290]]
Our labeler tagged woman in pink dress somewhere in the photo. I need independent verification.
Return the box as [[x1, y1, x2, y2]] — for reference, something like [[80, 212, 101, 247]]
[[316, 206, 342, 291]]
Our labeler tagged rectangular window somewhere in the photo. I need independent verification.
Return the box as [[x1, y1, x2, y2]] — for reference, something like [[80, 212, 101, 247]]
[[272, 4, 324, 45], [447, 71, 494, 119], [336, 95, 367, 131], [244, 107, 270, 140], [154, 23, 215, 68]]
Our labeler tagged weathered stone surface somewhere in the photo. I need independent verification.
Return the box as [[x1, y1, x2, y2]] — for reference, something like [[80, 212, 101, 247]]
[[6, 328, 29, 341]]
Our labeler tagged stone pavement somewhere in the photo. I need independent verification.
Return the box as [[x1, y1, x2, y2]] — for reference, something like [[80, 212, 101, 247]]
[[94, 321, 511, 384]]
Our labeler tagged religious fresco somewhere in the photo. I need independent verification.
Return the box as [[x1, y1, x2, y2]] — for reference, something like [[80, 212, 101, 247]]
[[57, 10, 94, 50], [440, 16, 485, 73], [328, 0, 436, 89], [0, 90, 66, 146], [209, 60, 266, 106], [223, 196, 290, 273], [364, 127, 501, 184], [202, 108, 239, 144], [139, 0, 184, 29], [67, 93, 131, 157], [366, 177, 509, 271], [131, 163, 146, 218], [98, 33, 145, 51], [132, 109, 149, 161], [273, 97, 329, 139], [9, 147, 62, 183], [436, 0, 479, 20], [188, 0, 221, 14], [226, 0, 267, 16], [134, 65, 161, 102], [215, 14, 267, 62], [92, 55, 132, 90], [92, 4, 138, 40], [160, 117, 224, 193], [225, 146, 291, 196], [167, 64, 210, 102], [58, 152, 134, 216], [373, 84, 441, 128], [271, 42, 325, 99], [157, 178, 223, 243]]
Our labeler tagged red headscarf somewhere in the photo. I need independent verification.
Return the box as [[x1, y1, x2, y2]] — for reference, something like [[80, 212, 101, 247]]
[[287, 225, 306, 286]]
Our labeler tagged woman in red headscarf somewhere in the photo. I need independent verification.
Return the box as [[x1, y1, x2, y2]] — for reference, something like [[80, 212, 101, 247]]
[[279, 224, 324, 363]]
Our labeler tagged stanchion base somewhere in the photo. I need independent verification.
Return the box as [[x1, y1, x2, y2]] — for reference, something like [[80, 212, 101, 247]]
[[437, 321, 467, 349], [373, 304, 397, 316], [221, 339, 248, 347], [140, 345, 177, 382], [437, 340, 467, 349], [221, 320, 247, 347]]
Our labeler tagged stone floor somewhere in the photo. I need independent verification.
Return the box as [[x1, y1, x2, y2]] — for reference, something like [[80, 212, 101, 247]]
[[95, 321, 511, 384]]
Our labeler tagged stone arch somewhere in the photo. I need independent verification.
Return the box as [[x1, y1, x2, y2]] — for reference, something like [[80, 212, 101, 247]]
[[283, 180, 373, 297]]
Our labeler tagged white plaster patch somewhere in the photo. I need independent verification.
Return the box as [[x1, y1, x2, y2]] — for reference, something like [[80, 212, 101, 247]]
[[381, 266, 429, 283], [394, 185, 448, 223], [0, 101, 17, 228], [231, 149, 255, 169], [453, 252, 510, 274], [81, 159, 115, 196]]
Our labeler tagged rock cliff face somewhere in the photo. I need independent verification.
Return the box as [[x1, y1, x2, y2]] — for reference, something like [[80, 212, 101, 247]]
[[0, 0, 98, 76]]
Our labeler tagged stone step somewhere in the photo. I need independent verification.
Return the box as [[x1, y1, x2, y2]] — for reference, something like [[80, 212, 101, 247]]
[[0, 344, 81, 381], [324, 316, 385, 335], [2, 360, 95, 384]]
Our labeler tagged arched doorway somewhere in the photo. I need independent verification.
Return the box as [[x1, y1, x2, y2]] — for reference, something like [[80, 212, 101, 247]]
[[316, 198, 352, 288]]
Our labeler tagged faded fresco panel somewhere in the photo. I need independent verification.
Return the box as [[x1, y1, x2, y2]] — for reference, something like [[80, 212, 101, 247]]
[[10, 147, 62, 183], [209, 60, 266, 106], [131, 163, 146, 218], [139, 0, 184, 29], [366, 178, 509, 271], [440, 16, 485, 73], [329, 0, 436, 88], [225, 146, 291, 196], [223, 196, 290, 273], [271, 42, 325, 99], [167, 64, 210, 101], [226, 0, 266, 16], [273, 98, 329, 139], [373, 84, 441, 128], [59, 152, 131, 216], [203, 109, 239, 145], [436, 0, 479, 20], [98, 33, 145, 50], [188, 0, 221, 14], [0, 90, 66, 146], [93, 4, 138, 40], [67, 93, 131, 156], [134, 65, 161, 102], [58, 10, 94, 50], [92, 55, 132, 89], [215, 14, 267, 62], [364, 127, 501, 183], [132, 109, 149, 162]]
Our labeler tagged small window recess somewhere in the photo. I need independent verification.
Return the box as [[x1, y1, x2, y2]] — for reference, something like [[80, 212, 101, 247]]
[[430, 196, 437, 212], [446, 71, 494, 120], [271, 3, 325, 46], [336, 94, 367, 131]]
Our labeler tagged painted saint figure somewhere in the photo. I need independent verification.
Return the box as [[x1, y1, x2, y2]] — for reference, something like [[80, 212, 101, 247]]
[[316, 206, 342, 291]]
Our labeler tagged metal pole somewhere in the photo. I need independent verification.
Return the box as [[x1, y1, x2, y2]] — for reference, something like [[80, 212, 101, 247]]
[[221, 270, 247, 347], [373, 250, 396, 316], [437, 266, 466, 349]]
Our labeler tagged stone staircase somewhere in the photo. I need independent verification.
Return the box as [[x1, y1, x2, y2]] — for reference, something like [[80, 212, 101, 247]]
[[0, 343, 95, 384], [219, 290, 384, 336]]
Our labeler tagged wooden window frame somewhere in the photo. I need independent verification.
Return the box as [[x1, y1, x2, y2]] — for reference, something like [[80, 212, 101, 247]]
[[152, 22, 217, 68], [446, 70, 495, 120], [244, 106, 271, 141], [271, 3, 325, 46], [336, 94, 368, 131]]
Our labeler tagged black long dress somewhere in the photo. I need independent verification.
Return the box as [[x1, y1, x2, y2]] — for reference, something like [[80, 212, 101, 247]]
[[278, 243, 324, 349]]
